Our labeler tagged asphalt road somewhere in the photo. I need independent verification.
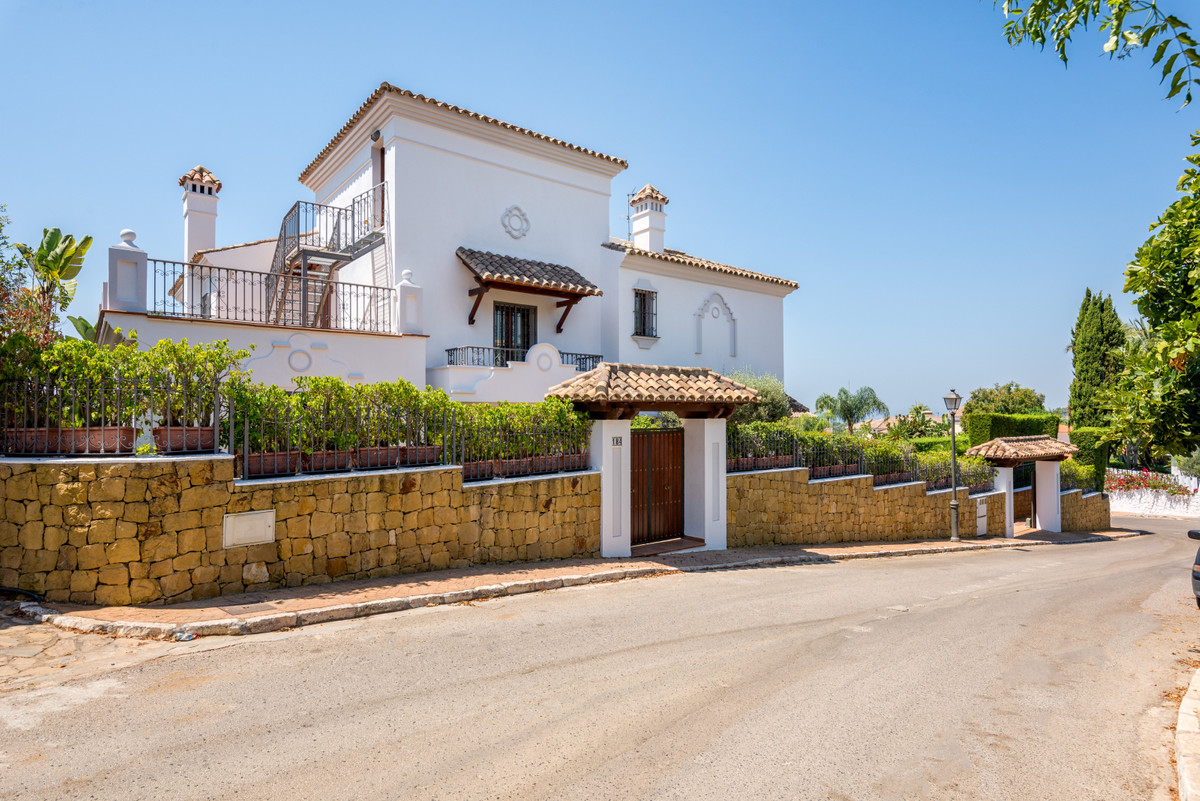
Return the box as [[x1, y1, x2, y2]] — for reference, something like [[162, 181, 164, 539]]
[[1, 515, 1198, 801]]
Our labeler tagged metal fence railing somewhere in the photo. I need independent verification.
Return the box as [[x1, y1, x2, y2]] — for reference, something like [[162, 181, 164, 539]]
[[269, 183, 387, 277], [444, 346, 602, 372], [151, 258, 394, 333], [1, 376, 222, 456], [726, 427, 995, 494]]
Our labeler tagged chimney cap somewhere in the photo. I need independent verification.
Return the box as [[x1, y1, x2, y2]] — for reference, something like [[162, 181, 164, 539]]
[[630, 184, 668, 207], [178, 165, 222, 193]]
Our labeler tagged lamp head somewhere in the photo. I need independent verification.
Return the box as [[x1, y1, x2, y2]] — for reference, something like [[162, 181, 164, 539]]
[[943, 389, 962, 413]]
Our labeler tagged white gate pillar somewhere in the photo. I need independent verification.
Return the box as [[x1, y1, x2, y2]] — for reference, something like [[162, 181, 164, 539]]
[[591, 419, 632, 558], [682, 418, 727, 550], [994, 466, 1015, 538], [1034, 461, 1062, 532]]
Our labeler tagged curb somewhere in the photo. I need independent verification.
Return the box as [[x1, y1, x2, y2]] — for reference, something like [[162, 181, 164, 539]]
[[1180, 666, 1200, 801], [16, 531, 1148, 641]]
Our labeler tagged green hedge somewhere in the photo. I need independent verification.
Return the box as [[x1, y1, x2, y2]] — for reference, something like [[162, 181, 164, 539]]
[[1068, 426, 1110, 491], [908, 436, 969, 455], [962, 413, 1059, 447]]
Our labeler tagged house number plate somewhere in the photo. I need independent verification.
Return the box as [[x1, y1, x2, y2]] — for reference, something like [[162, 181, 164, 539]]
[[612, 437, 623, 446]]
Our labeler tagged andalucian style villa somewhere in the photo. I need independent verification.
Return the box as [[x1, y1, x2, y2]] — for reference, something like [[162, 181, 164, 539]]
[[98, 82, 798, 401]]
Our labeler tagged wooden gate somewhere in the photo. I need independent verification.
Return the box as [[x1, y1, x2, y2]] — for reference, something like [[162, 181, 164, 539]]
[[630, 429, 684, 544]]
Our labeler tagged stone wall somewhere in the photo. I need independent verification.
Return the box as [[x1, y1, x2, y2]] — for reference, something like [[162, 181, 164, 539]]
[[977, 490, 1007, 537], [1014, 487, 1032, 521], [1061, 490, 1112, 531], [727, 468, 996, 547], [0, 457, 600, 605]]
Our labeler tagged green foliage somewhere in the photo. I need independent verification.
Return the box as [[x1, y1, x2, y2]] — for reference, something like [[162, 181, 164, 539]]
[[1101, 131, 1200, 457], [67, 315, 97, 342], [997, 1, 1200, 107], [962, 382, 1047, 415], [792, 411, 833, 433], [729, 369, 791, 425], [631, 411, 682, 430], [38, 337, 146, 426], [1179, 447, 1200, 478], [1059, 459, 1096, 492], [962, 412, 1059, 447], [143, 338, 251, 427], [225, 381, 297, 453], [908, 436, 969, 455], [0, 206, 59, 348], [814, 386, 888, 433], [1068, 289, 1127, 427], [14, 227, 92, 309], [292, 375, 359, 452], [1069, 427, 1108, 466], [884, 404, 940, 439]]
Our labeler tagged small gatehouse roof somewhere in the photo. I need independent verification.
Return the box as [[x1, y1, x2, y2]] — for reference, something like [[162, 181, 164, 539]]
[[547, 363, 758, 419], [965, 435, 1078, 466]]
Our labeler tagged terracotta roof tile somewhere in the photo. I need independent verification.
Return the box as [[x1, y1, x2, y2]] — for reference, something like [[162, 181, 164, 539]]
[[965, 436, 1079, 462], [178, 165, 221, 192], [456, 247, 602, 296], [604, 240, 797, 289], [547, 363, 759, 405], [630, 184, 669, 205], [300, 82, 627, 183]]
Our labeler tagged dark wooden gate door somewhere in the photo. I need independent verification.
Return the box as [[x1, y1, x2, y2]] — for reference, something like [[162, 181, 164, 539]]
[[630, 429, 684, 544]]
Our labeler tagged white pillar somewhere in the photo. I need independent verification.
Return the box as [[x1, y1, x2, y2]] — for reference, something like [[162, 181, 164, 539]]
[[1034, 461, 1062, 533], [105, 229, 147, 312], [682, 418, 727, 550], [994, 466, 1015, 538], [183, 184, 218, 260], [397, 269, 423, 335], [591, 419, 632, 558]]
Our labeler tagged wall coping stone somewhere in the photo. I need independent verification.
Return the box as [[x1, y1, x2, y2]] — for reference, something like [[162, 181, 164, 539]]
[[729, 466, 809, 476], [0, 454, 234, 465], [872, 480, 928, 492], [807, 474, 872, 486], [233, 463, 451, 488], [468, 469, 600, 489]]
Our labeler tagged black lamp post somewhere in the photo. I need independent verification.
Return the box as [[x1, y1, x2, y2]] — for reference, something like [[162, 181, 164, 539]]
[[944, 389, 963, 542]]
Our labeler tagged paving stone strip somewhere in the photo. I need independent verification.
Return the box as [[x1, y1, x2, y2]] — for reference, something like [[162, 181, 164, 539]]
[[15, 531, 1145, 640], [1178, 667, 1200, 801]]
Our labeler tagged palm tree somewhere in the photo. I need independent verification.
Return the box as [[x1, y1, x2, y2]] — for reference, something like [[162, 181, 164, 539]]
[[814, 386, 889, 434]]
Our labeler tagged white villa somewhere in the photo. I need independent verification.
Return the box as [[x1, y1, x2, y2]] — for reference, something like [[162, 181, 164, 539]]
[[98, 82, 797, 401]]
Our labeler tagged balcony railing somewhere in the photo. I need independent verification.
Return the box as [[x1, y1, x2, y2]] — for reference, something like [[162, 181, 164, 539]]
[[270, 183, 387, 277], [444, 346, 602, 371], [151, 259, 394, 333]]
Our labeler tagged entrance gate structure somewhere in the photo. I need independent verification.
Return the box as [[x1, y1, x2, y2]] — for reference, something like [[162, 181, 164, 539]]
[[547, 363, 759, 557], [965, 436, 1078, 535]]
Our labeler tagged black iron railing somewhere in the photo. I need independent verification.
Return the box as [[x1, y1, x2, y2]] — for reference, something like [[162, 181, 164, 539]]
[[269, 183, 387, 277], [726, 427, 995, 494], [1, 376, 222, 457], [151, 259, 394, 333], [444, 346, 602, 371]]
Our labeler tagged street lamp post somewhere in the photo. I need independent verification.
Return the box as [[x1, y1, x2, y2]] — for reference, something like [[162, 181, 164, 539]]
[[944, 389, 963, 542]]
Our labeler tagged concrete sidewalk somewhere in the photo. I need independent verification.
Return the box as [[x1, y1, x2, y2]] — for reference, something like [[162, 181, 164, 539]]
[[16, 529, 1144, 640]]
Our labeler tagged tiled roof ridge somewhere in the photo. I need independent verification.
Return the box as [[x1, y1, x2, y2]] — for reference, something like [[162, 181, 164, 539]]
[[300, 82, 628, 183], [604, 240, 797, 289], [630, 184, 669, 205], [192, 237, 277, 260], [965, 435, 1079, 461], [179, 165, 221, 192], [547, 362, 759, 405]]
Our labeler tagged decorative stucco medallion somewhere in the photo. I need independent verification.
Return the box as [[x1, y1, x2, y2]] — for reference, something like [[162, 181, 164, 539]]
[[501, 205, 530, 239], [288, 349, 313, 373]]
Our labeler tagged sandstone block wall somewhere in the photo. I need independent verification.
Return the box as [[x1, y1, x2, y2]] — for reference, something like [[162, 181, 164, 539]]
[[1061, 490, 1111, 532], [727, 468, 995, 547], [1014, 488, 1032, 521], [0, 457, 599, 606]]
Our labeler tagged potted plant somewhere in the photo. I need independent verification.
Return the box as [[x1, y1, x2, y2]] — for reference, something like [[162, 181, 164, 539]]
[[293, 375, 357, 472], [34, 337, 144, 454], [227, 381, 300, 477], [144, 338, 250, 453]]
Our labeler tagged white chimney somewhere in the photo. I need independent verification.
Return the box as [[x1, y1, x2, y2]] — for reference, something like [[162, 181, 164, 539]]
[[630, 184, 668, 253], [179, 165, 221, 261]]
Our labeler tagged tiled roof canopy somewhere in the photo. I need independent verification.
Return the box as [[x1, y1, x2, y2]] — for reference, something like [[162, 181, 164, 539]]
[[604, 240, 798, 290], [547, 363, 758, 419], [630, 184, 669, 205], [456, 247, 602, 297], [965, 436, 1079, 466], [178, 165, 221, 192], [300, 82, 628, 183]]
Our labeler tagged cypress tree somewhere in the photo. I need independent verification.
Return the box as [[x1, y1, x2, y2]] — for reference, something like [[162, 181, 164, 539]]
[[1069, 288, 1126, 427]]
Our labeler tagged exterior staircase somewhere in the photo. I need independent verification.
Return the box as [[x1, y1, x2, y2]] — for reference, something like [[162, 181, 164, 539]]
[[267, 183, 390, 329]]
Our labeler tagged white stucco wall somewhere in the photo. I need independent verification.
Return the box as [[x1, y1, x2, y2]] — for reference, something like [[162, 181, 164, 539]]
[[198, 240, 276, 273], [98, 311, 426, 388], [616, 256, 791, 381], [1108, 489, 1200, 518]]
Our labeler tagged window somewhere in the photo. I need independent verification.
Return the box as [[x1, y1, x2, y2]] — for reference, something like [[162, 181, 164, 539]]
[[633, 289, 657, 337], [493, 302, 537, 366]]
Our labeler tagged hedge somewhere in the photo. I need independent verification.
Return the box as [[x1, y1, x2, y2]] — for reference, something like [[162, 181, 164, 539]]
[[962, 413, 1059, 447], [908, 436, 969, 455], [1068, 426, 1110, 492]]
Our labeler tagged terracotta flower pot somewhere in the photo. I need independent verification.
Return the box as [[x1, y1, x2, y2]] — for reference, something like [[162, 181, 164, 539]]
[[61, 426, 137, 454], [151, 426, 216, 453], [241, 450, 300, 478], [301, 450, 354, 472], [355, 445, 401, 469], [3, 428, 65, 454]]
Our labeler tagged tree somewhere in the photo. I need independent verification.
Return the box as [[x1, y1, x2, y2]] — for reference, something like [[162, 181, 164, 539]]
[[1179, 446, 1200, 478], [814, 387, 888, 433], [961, 382, 1048, 414], [885, 403, 939, 439], [1099, 132, 1200, 456], [0, 205, 60, 349], [729, 369, 792, 425], [1068, 288, 1127, 426], [15, 227, 92, 313], [997, 1, 1200, 106]]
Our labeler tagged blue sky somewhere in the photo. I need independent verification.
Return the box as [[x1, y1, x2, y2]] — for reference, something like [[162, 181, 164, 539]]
[[1, 0, 1194, 411]]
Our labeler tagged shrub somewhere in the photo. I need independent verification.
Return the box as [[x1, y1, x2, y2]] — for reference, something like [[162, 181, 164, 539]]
[[908, 436, 969, 455], [1059, 459, 1095, 491], [1069, 426, 1110, 491], [143, 338, 251, 427], [962, 412, 1059, 447], [1105, 469, 1197, 496]]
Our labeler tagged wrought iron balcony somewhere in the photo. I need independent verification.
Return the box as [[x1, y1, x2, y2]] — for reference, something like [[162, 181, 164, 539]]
[[445, 346, 602, 371], [269, 182, 387, 278], [151, 259, 394, 333]]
